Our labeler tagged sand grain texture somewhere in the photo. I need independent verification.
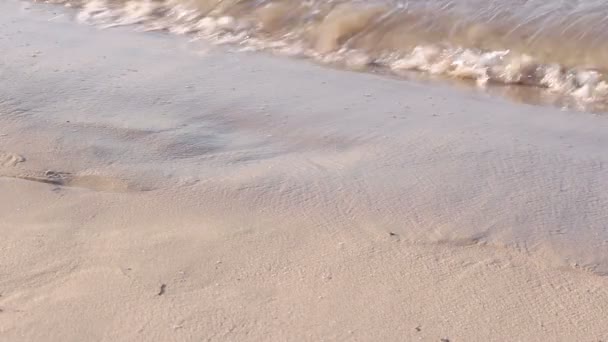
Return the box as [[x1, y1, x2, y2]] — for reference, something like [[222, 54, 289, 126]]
[[0, 151, 25, 167], [1, 1, 608, 341]]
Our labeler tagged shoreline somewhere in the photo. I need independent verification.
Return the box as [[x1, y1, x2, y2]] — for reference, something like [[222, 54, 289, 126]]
[[42, 0, 608, 112], [1, 1, 608, 340]]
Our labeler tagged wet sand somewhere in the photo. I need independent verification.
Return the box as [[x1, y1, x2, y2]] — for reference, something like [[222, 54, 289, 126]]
[[43, 0, 608, 108], [1, 1, 608, 341]]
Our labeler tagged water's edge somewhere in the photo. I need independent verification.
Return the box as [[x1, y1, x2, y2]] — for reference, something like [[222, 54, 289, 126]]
[[38, 0, 608, 112]]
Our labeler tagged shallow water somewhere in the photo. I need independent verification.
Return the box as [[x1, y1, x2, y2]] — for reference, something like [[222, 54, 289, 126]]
[[36, 0, 608, 111], [5, 0, 608, 276]]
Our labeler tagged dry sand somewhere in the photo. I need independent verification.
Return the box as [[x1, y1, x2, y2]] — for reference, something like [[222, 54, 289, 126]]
[[1, 1, 608, 341]]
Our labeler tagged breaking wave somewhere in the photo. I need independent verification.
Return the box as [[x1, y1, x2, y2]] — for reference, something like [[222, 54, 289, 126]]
[[37, 0, 608, 109]]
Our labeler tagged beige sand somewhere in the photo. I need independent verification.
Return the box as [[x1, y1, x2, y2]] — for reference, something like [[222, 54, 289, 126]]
[[1, 1, 608, 341]]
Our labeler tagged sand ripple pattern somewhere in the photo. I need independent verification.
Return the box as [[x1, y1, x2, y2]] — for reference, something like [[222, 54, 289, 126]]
[[39, 0, 608, 106]]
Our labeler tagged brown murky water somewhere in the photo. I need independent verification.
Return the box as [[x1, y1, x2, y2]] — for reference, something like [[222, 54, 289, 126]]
[[39, 0, 608, 109]]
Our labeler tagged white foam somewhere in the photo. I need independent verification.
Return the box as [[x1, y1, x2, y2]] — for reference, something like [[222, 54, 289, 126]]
[[40, 0, 608, 108]]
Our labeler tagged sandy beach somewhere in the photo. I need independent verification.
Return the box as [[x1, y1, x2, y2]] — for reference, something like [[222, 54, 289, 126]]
[[1, 1, 608, 340]]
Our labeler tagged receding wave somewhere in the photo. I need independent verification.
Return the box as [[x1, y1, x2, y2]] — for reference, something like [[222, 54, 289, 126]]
[[38, 0, 608, 108]]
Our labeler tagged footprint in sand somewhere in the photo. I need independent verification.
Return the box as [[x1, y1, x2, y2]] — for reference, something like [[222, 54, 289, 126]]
[[0, 151, 25, 166], [0, 152, 150, 192], [11, 170, 149, 193]]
